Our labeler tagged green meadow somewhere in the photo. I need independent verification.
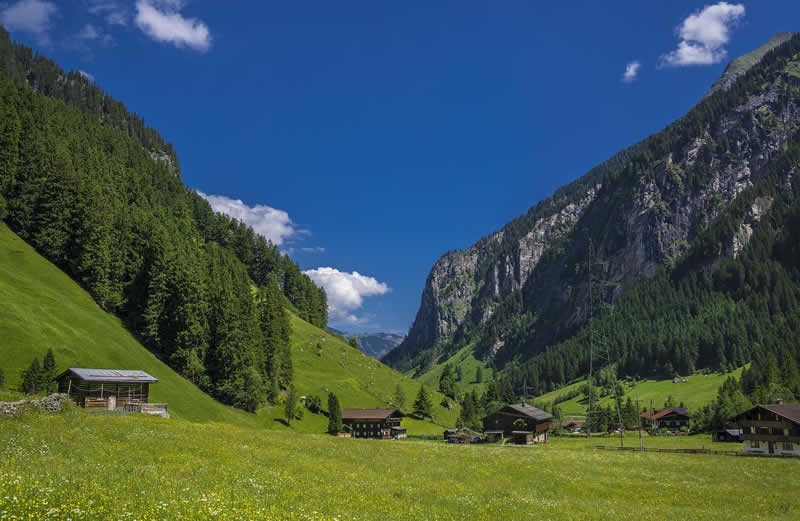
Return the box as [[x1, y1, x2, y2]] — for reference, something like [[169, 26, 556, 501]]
[[1, 411, 797, 521]]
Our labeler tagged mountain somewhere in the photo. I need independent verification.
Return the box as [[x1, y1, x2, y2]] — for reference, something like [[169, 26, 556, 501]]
[[0, 221, 456, 432], [356, 333, 406, 358], [0, 26, 328, 412], [329, 329, 406, 358], [383, 33, 800, 398]]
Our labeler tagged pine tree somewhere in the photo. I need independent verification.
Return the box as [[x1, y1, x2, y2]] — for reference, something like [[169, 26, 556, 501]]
[[348, 336, 359, 349], [439, 365, 456, 398], [327, 392, 342, 434], [22, 357, 41, 394], [42, 348, 57, 393], [412, 385, 433, 419], [285, 384, 298, 425], [392, 384, 406, 410], [475, 366, 483, 383], [0, 367, 5, 389]]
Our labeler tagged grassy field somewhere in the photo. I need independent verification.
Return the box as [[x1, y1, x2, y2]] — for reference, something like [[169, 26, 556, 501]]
[[0, 222, 455, 435], [536, 367, 745, 418], [1, 411, 797, 521]]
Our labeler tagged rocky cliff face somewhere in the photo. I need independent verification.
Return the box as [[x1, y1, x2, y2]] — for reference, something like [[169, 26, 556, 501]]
[[383, 33, 800, 371]]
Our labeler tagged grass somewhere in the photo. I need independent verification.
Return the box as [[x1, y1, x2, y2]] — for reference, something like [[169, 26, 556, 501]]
[[415, 343, 490, 397], [0, 222, 455, 434], [1, 411, 798, 520], [536, 367, 746, 417]]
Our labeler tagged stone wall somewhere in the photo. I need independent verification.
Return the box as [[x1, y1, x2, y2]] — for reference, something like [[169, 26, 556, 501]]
[[0, 393, 72, 416]]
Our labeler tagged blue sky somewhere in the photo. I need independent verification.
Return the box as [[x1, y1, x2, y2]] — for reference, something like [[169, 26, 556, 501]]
[[2, 1, 797, 333]]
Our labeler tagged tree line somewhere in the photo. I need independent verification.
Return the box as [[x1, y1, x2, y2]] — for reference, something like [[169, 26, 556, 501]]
[[0, 29, 327, 412]]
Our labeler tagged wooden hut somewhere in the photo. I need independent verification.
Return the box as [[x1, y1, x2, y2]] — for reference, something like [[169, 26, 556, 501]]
[[57, 368, 158, 411]]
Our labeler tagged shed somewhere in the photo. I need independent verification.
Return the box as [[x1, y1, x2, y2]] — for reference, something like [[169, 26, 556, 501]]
[[712, 429, 742, 442], [57, 368, 158, 410], [511, 431, 534, 445]]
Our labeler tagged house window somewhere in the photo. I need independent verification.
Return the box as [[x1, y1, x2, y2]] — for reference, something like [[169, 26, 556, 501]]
[[751, 441, 760, 449], [783, 443, 794, 451]]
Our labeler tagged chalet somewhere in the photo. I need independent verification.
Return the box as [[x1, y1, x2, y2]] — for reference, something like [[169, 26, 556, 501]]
[[732, 402, 800, 456], [57, 368, 166, 416], [341, 408, 407, 439], [640, 407, 690, 432], [483, 403, 553, 443], [559, 419, 585, 433]]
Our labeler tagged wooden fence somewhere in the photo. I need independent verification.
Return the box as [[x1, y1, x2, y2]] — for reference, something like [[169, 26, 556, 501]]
[[594, 445, 798, 458]]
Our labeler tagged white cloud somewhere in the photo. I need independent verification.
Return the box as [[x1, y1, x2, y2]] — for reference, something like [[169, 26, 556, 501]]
[[135, 0, 211, 52], [300, 247, 326, 254], [78, 69, 95, 82], [303, 267, 390, 326], [0, 0, 57, 45], [77, 23, 100, 39], [197, 192, 300, 247], [88, 0, 129, 25], [622, 61, 640, 83], [661, 2, 745, 67]]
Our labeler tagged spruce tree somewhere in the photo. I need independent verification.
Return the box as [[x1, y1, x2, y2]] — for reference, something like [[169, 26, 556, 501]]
[[42, 348, 57, 393], [0, 367, 5, 389], [327, 392, 342, 434], [392, 384, 406, 410], [285, 384, 298, 426], [22, 357, 41, 394], [412, 385, 433, 419], [475, 366, 483, 383]]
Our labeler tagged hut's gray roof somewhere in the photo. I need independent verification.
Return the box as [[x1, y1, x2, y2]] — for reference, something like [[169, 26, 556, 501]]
[[62, 368, 158, 383], [505, 403, 553, 421]]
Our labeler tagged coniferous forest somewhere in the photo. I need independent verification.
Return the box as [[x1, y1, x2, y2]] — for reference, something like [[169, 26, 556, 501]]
[[0, 28, 327, 411]]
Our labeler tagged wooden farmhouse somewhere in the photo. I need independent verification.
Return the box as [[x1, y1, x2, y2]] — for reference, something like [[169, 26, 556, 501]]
[[57, 368, 167, 416], [732, 402, 800, 456], [341, 408, 407, 439], [559, 419, 585, 433], [483, 403, 553, 444], [640, 407, 690, 432]]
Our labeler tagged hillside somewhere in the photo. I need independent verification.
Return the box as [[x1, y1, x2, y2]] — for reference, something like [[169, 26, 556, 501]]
[[3, 413, 798, 520], [535, 367, 746, 418], [385, 33, 800, 401], [0, 222, 259, 426], [265, 316, 457, 434], [0, 221, 456, 433]]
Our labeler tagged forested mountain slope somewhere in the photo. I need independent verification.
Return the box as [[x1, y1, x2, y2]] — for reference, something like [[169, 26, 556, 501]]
[[385, 33, 800, 399], [0, 221, 456, 431], [0, 221, 259, 426], [0, 27, 326, 412]]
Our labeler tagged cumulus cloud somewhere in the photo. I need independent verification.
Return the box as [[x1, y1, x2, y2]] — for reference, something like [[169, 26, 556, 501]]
[[621, 60, 640, 83], [135, 0, 211, 52], [661, 2, 745, 67], [88, 0, 129, 25], [197, 192, 300, 247], [78, 69, 95, 82], [0, 0, 57, 45], [303, 267, 390, 326]]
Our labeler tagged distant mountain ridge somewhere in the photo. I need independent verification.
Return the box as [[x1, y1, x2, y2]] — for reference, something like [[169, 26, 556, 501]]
[[383, 32, 800, 396], [328, 328, 405, 359]]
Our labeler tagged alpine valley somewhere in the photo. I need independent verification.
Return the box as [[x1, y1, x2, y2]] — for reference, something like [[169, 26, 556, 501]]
[[383, 32, 800, 404]]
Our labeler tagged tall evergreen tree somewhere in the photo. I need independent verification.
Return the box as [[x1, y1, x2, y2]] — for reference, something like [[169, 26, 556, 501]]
[[327, 392, 342, 434], [412, 385, 433, 419], [42, 348, 57, 393]]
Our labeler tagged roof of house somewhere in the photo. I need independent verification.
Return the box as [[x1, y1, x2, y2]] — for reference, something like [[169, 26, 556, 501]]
[[341, 408, 403, 420], [60, 368, 158, 383], [501, 403, 553, 421], [734, 404, 800, 425], [561, 419, 586, 426], [640, 408, 690, 420]]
